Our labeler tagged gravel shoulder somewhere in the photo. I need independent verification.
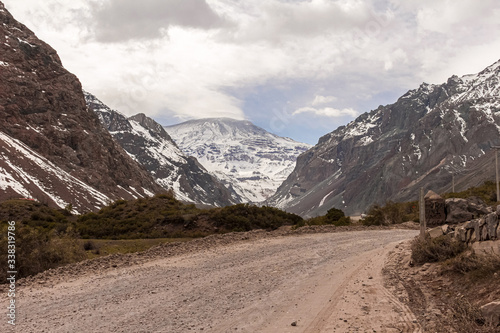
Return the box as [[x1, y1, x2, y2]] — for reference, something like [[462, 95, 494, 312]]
[[2, 227, 420, 332]]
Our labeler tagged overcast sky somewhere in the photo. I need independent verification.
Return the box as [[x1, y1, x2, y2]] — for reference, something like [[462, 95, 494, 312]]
[[4, 0, 500, 144]]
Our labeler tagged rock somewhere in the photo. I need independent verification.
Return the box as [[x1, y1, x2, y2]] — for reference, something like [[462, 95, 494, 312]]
[[485, 213, 499, 240], [464, 219, 478, 230], [425, 191, 446, 226], [445, 198, 492, 224], [456, 226, 467, 242], [480, 301, 500, 327], [470, 229, 477, 243], [441, 224, 450, 234], [481, 225, 490, 241], [469, 198, 494, 216], [472, 241, 500, 255], [291, 321, 297, 327], [445, 199, 475, 224], [427, 226, 444, 239], [497, 205, 500, 217], [466, 229, 473, 243]]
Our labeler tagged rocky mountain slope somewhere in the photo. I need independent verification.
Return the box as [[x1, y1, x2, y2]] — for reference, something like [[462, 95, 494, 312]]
[[166, 118, 311, 203], [0, 2, 161, 212], [85, 92, 239, 207], [268, 59, 500, 217]]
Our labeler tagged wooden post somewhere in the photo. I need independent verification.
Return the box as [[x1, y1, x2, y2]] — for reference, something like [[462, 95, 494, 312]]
[[493, 146, 500, 203], [496, 149, 499, 202], [419, 187, 426, 239]]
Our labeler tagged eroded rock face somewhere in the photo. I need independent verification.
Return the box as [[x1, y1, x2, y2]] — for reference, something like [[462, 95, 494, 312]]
[[0, 2, 161, 211], [268, 58, 500, 217]]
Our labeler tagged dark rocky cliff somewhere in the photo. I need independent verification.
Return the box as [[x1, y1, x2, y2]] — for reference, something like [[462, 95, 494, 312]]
[[269, 60, 500, 217], [86, 92, 240, 207], [0, 2, 161, 211]]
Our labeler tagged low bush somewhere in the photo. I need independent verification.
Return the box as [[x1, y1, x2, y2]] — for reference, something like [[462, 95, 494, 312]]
[[298, 207, 351, 227], [443, 180, 498, 206], [206, 204, 302, 232], [411, 235, 467, 265], [445, 250, 500, 279], [361, 201, 418, 226], [0, 222, 85, 282]]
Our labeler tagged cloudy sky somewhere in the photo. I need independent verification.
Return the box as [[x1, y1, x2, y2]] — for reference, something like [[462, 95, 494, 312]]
[[4, 0, 500, 144]]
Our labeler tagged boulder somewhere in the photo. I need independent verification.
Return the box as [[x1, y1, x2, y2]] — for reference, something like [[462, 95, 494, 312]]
[[445, 198, 474, 224], [485, 213, 499, 240], [425, 190, 446, 226], [480, 301, 500, 327], [470, 229, 477, 243], [456, 226, 467, 242], [481, 225, 490, 241], [467, 196, 494, 216], [445, 198, 492, 224], [464, 229, 471, 243], [427, 226, 444, 239]]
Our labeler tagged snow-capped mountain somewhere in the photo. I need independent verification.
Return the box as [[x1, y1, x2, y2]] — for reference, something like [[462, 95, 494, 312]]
[[0, 3, 161, 212], [165, 118, 312, 203], [85, 93, 239, 207], [268, 59, 500, 217]]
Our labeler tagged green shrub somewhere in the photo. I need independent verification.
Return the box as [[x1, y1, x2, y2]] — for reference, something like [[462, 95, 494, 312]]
[[410, 235, 467, 265], [326, 207, 344, 222], [443, 180, 498, 205], [361, 201, 418, 226], [207, 204, 302, 232], [0, 222, 85, 282]]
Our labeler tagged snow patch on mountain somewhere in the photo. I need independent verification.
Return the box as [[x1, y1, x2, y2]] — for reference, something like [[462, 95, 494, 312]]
[[0, 130, 111, 213], [166, 118, 312, 203]]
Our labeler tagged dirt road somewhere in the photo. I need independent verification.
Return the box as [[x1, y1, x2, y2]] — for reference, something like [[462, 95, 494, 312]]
[[6, 229, 421, 332]]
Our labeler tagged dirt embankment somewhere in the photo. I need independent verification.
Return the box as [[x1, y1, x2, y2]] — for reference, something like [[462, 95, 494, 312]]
[[2, 226, 422, 333]]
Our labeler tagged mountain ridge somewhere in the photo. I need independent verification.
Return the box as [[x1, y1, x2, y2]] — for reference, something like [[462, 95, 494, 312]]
[[268, 59, 500, 217], [166, 118, 312, 203], [0, 2, 161, 212], [85, 92, 240, 207]]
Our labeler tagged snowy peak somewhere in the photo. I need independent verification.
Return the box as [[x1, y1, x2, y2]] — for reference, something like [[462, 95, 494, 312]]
[[84, 92, 239, 207], [166, 118, 311, 203]]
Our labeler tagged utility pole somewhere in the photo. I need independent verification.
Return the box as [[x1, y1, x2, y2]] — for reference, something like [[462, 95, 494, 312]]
[[452, 173, 455, 193], [419, 187, 426, 239], [494, 146, 500, 202]]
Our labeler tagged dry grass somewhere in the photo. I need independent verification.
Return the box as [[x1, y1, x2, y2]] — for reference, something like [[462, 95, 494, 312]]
[[410, 235, 467, 265]]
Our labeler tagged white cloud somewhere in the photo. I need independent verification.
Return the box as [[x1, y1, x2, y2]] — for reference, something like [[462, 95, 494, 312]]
[[312, 95, 338, 106], [2, 0, 500, 143], [293, 107, 359, 118]]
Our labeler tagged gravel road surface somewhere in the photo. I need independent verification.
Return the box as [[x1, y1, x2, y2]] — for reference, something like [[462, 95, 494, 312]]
[[4, 229, 420, 332]]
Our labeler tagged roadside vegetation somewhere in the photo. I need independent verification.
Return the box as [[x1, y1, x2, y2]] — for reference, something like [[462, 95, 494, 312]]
[[0, 195, 303, 281], [405, 181, 500, 331], [296, 207, 351, 228], [443, 180, 498, 206], [410, 235, 467, 265], [360, 201, 419, 226]]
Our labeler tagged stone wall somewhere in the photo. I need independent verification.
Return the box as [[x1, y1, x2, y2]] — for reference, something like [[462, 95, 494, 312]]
[[427, 208, 500, 245]]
